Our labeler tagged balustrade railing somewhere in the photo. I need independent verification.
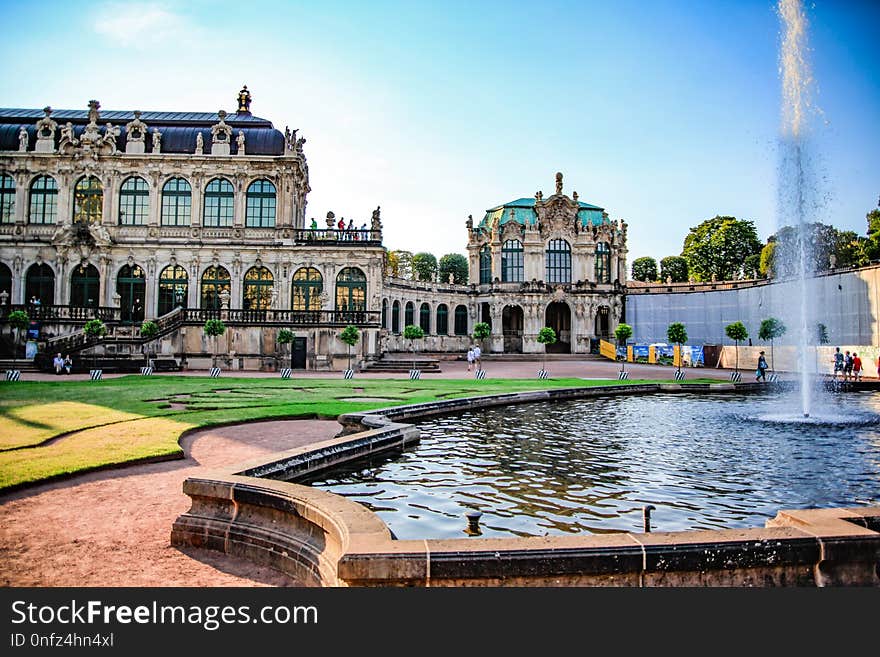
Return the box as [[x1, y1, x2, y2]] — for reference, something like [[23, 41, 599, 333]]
[[184, 308, 380, 326], [293, 228, 381, 245], [0, 304, 121, 322]]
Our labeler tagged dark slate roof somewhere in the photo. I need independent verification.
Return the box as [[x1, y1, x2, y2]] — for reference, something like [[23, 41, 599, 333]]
[[0, 108, 285, 156]]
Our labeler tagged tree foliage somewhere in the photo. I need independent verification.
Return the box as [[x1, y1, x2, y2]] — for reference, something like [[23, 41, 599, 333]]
[[631, 257, 657, 282], [277, 328, 294, 345], [816, 322, 829, 345], [7, 309, 28, 332], [765, 222, 868, 277], [403, 324, 424, 341], [140, 320, 159, 341], [338, 325, 359, 347], [681, 216, 762, 281], [438, 253, 469, 284], [203, 319, 226, 337], [537, 327, 557, 346], [759, 242, 776, 278], [864, 208, 880, 261], [667, 322, 687, 346], [387, 250, 413, 279], [614, 322, 633, 344], [83, 318, 107, 339], [412, 252, 438, 282], [472, 322, 491, 342], [725, 321, 748, 342], [743, 254, 761, 279], [659, 256, 689, 283], [758, 318, 786, 342]]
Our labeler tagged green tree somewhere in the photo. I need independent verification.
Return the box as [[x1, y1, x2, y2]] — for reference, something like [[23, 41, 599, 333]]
[[403, 324, 424, 371], [743, 254, 761, 279], [666, 322, 687, 375], [412, 253, 438, 282], [438, 253, 469, 284], [835, 230, 868, 269], [631, 257, 658, 282], [203, 318, 226, 368], [681, 216, 762, 281], [766, 222, 862, 276], [758, 318, 786, 373], [536, 326, 556, 372], [759, 241, 776, 278], [659, 256, 689, 283], [864, 208, 880, 261], [815, 322, 829, 373], [140, 320, 159, 366], [277, 328, 294, 367], [338, 325, 359, 371], [83, 318, 107, 370], [614, 322, 633, 372], [472, 321, 490, 352], [7, 309, 28, 370], [388, 250, 413, 279], [385, 250, 400, 277], [725, 321, 749, 374]]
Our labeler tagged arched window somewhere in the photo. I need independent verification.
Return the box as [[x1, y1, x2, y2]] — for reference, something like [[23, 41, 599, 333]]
[[545, 238, 571, 284], [479, 245, 492, 284], [25, 263, 54, 306], [119, 176, 149, 225], [203, 178, 234, 227], [157, 265, 188, 316], [420, 302, 430, 333], [291, 267, 322, 311], [404, 301, 414, 327], [501, 239, 523, 282], [436, 304, 448, 335], [243, 266, 274, 310], [0, 262, 11, 301], [595, 242, 611, 283], [201, 266, 230, 310], [392, 300, 400, 333], [335, 267, 366, 311], [117, 264, 146, 323], [28, 176, 57, 224], [70, 263, 100, 307], [73, 176, 103, 224], [454, 305, 468, 336], [246, 179, 276, 227], [1, 174, 16, 224], [381, 298, 388, 329], [161, 178, 191, 226]]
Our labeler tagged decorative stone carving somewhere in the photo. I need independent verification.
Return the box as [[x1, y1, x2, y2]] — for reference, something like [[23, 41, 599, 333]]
[[125, 111, 148, 154], [34, 107, 57, 153], [236, 130, 246, 155], [195, 132, 204, 155], [555, 172, 563, 195], [284, 126, 298, 153], [219, 287, 230, 309], [151, 128, 162, 154], [211, 110, 232, 155], [295, 136, 306, 155], [18, 127, 28, 152], [371, 206, 382, 233], [237, 85, 252, 113]]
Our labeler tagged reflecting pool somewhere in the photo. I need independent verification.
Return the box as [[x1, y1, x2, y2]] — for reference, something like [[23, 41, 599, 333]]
[[305, 391, 880, 540]]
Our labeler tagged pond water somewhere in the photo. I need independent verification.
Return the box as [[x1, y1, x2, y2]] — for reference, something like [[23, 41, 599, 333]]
[[304, 391, 880, 540]]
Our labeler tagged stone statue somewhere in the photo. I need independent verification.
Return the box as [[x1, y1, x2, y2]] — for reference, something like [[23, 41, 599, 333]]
[[152, 128, 162, 153], [269, 285, 278, 308], [466, 214, 473, 231], [60, 122, 76, 145], [0, 289, 8, 306], [555, 172, 563, 195], [371, 205, 382, 232], [666, 275, 673, 284], [219, 287, 231, 309], [195, 132, 204, 154], [295, 136, 306, 154], [448, 272, 454, 284], [18, 126, 27, 151], [237, 85, 252, 113], [326, 211, 335, 229], [236, 130, 245, 155]]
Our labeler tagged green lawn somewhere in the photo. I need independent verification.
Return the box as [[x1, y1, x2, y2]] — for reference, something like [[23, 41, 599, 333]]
[[0, 375, 716, 491]]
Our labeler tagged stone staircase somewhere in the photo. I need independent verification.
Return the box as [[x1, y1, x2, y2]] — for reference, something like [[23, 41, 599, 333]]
[[361, 356, 442, 373], [0, 359, 40, 373]]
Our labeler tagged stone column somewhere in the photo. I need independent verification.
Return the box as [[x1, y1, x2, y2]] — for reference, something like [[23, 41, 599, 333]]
[[190, 176, 203, 227], [489, 301, 504, 353], [100, 256, 112, 307], [57, 173, 72, 225], [12, 258, 24, 305], [144, 268, 156, 319], [14, 173, 27, 224], [234, 177, 246, 228], [102, 174, 115, 226], [147, 176, 160, 226], [188, 261, 200, 308], [55, 258, 66, 306]]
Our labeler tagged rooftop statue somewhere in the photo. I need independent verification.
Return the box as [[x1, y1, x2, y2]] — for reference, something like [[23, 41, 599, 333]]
[[237, 85, 252, 113]]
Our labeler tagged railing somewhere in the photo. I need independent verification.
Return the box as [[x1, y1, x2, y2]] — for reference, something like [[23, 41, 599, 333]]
[[184, 308, 381, 326], [293, 228, 381, 245], [0, 304, 121, 323]]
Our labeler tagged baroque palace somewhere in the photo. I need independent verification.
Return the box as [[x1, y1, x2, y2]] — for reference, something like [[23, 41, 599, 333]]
[[0, 89, 627, 370]]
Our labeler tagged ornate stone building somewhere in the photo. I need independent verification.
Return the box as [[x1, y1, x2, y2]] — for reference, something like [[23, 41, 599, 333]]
[[0, 91, 628, 369]]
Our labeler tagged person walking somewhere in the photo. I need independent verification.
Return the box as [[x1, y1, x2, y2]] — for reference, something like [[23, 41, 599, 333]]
[[473, 343, 482, 371], [755, 350, 768, 383], [852, 352, 862, 381], [844, 350, 854, 381], [466, 346, 475, 372], [833, 347, 844, 378]]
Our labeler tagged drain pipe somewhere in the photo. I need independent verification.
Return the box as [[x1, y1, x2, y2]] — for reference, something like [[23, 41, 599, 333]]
[[643, 505, 656, 533]]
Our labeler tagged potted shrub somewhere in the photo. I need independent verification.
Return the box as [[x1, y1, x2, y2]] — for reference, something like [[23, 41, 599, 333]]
[[277, 328, 294, 369], [536, 326, 557, 376], [6, 309, 28, 375], [725, 321, 749, 375], [758, 318, 786, 375], [83, 318, 107, 376], [614, 322, 633, 375], [338, 325, 359, 373], [203, 318, 226, 370], [140, 319, 159, 367], [403, 324, 425, 374], [666, 322, 687, 377]]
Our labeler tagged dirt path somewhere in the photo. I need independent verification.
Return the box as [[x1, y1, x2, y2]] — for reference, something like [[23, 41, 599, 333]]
[[0, 419, 342, 587]]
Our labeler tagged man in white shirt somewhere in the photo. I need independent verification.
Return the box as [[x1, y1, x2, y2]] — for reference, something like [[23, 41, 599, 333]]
[[473, 344, 482, 371], [53, 353, 64, 375]]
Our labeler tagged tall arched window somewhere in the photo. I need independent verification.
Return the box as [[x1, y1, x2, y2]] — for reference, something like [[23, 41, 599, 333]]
[[117, 264, 146, 323], [119, 176, 149, 225], [70, 263, 100, 307], [545, 238, 571, 284], [25, 263, 55, 306], [501, 239, 523, 282], [595, 241, 611, 283], [291, 267, 322, 310], [245, 179, 276, 227], [161, 178, 191, 226], [420, 302, 431, 333], [404, 301, 414, 327], [392, 300, 400, 333], [0, 262, 11, 301], [243, 266, 274, 310], [1, 174, 16, 224], [157, 265, 188, 316], [454, 305, 468, 336], [436, 304, 448, 335], [28, 176, 57, 224], [479, 245, 492, 284], [73, 176, 103, 224], [203, 178, 234, 227], [201, 266, 230, 310], [381, 299, 388, 328], [335, 267, 366, 311]]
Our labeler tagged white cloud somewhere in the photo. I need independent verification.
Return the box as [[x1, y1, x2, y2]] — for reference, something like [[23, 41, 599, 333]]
[[92, 3, 195, 48]]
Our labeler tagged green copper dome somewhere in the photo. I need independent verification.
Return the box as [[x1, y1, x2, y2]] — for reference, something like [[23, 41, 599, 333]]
[[479, 197, 606, 230]]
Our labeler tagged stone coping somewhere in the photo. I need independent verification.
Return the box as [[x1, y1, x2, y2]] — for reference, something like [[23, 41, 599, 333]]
[[172, 383, 880, 586]]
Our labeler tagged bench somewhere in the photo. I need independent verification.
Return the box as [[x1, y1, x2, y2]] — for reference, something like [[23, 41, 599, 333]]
[[151, 358, 180, 372]]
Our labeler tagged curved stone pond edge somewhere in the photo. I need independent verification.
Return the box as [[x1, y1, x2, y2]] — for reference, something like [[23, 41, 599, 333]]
[[171, 383, 880, 586]]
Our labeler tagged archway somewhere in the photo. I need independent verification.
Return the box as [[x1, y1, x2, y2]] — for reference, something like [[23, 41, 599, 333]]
[[70, 263, 100, 308], [595, 305, 611, 339], [545, 301, 571, 353], [25, 263, 54, 306], [502, 305, 524, 353], [117, 264, 146, 324]]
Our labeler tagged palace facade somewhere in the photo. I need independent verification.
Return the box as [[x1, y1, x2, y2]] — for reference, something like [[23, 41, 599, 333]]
[[0, 90, 627, 369]]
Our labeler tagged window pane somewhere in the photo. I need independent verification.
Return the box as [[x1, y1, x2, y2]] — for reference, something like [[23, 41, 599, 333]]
[[29, 176, 57, 224], [1, 174, 16, 224]]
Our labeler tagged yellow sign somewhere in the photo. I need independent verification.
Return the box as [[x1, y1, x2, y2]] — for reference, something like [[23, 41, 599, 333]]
[[600, 340, 617, 361], [648, 345, 656, 364], [673, 344, 682, 368], [627, 345, 633, 362]]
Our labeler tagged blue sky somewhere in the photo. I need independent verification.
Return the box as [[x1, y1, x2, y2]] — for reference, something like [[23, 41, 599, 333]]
[[1, 0, 877, 267]]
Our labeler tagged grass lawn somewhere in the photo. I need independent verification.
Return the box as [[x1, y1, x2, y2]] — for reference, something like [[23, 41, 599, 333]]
[[0, 375, 717, 491]]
